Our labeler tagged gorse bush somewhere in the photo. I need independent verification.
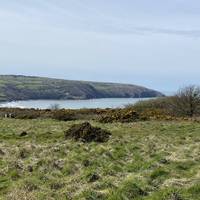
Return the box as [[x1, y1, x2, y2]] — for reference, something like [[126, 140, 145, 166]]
[[98, 108, 140, 123]]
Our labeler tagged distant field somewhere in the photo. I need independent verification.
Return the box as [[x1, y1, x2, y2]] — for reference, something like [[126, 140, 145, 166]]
[[0, 119, 199, 200], [0, 75, 163, 102]]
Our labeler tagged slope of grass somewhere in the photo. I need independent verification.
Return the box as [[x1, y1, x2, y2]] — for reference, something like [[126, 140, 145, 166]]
[[0, 119, 199, 199], [0, 75, 163, 102]]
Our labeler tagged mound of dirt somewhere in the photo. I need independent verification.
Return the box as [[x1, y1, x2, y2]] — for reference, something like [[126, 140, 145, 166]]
[[64, 122, 111, 143], [19, 131, 28, 137], [0, 148, 5, 156]]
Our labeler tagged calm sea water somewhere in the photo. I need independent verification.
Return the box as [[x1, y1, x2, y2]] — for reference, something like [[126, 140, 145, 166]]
[[0, 98, 152, 109]]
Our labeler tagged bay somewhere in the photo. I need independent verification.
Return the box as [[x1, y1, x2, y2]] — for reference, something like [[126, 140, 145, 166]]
[[0, 98, 152, 109]]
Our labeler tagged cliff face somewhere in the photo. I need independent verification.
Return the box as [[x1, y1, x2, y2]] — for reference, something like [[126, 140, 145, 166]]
[[0, 75, 164, 102]]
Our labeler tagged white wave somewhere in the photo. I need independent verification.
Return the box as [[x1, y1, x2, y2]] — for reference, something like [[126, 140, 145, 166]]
[[0, 102, 25, 108]]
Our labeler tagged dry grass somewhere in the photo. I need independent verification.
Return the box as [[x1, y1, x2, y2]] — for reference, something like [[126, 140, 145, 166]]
[[0, 119, 200, 199]]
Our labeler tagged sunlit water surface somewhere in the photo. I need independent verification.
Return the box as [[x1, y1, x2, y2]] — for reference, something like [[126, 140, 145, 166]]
[[0, 98, 153, 109]]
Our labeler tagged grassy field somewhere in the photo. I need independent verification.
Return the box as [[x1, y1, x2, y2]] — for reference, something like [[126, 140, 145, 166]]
[[0, 75, 163, 102], [0, 119, 200, 200]]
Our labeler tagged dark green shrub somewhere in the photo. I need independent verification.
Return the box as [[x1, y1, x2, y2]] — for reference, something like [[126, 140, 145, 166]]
[[52, 109, 76, 121]]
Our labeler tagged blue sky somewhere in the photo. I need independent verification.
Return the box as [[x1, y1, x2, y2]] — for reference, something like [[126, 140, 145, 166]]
[[0, 0, 200, 92]]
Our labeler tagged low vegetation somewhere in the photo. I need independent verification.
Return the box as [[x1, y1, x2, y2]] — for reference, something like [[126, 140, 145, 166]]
[[0, 85, 200, 199], [133, 85, 200, 119], [0, 119, 199, 199]]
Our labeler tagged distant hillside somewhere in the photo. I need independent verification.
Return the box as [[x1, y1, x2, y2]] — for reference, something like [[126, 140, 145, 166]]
[[0, 75, 163, 102]]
